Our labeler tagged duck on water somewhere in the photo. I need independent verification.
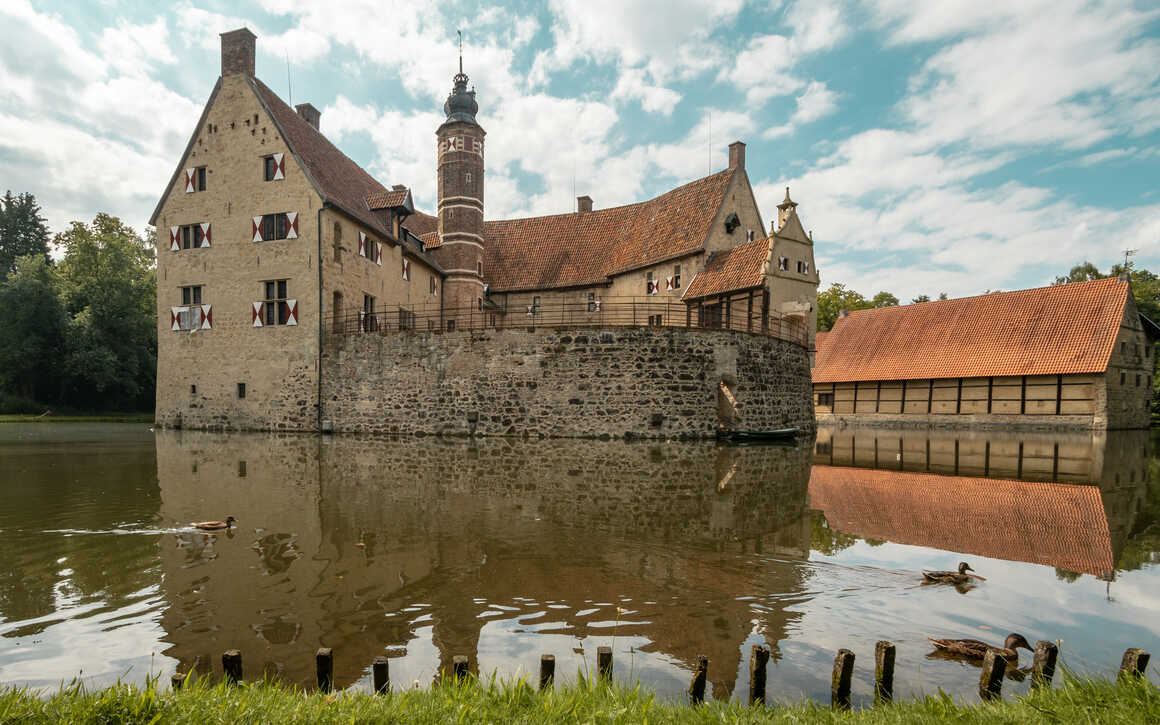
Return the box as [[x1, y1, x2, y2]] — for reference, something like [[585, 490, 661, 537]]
[[191, 516, 236, 531], [923, 561, 986, 586]]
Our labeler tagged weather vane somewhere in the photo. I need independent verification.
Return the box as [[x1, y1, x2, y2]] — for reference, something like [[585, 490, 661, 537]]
[[457, 30, 463, 74]]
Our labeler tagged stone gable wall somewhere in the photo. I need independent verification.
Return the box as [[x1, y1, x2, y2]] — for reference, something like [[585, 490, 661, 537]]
[[321, 327, 814, 438]]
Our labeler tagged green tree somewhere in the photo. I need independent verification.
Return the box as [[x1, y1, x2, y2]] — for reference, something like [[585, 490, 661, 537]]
[[0, 191, 51, 277], [0, 255, 67, 402], [1053, 262, 1105, 286], [872, 291, 899, 308], [911, 294, 930, 303], [55, 214, 156, 411], [817, 283, 874, 331]]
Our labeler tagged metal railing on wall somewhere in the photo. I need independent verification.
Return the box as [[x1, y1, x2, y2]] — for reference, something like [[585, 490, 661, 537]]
[[325, 298, 808, 348]]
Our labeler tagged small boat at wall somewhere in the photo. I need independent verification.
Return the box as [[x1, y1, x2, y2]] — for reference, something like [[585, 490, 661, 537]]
[[717, 428, 800, 444]]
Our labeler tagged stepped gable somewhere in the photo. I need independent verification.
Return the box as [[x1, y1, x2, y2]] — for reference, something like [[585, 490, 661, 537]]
[[813, 278, 1131, 383], [681, 234, 770, 300], [809, 465, 1115, 576], [480, 168, 736, 293]]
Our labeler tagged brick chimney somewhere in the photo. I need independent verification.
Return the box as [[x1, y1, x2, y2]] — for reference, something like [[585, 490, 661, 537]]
[[296, 103, 321, 131], [728, 141, 745, 170], [577, 195, 593, 213], [220, 28, 256, 77]]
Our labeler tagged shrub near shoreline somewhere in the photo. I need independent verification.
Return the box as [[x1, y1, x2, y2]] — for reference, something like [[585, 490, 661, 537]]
[[0, 673, 1156, 724]]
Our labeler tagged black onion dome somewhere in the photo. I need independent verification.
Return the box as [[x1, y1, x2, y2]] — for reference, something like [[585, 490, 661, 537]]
[[443, 72, 479, 124]]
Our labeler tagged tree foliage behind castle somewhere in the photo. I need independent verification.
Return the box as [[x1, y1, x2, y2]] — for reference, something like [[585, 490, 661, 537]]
[[0, 197, 156, 413]]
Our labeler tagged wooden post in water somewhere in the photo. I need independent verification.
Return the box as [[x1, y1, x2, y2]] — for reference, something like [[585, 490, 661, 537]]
[[831, 649, 854, 710], [597, 646, 613, 681], [979, 650, 1006, 701], [316, 648, 333, 693], [453, 655, 469, 682], [1031, 641, 1058, 689], [372, 656, 389, 694], [222, 650, 243, 685], [1120, 648, 1151, 680], [874, 641, 895, 704], [689, 655, 708, 704], [170, 672, 185, 691], [748, 645, 770, 705], [539, 655, 555, 691]]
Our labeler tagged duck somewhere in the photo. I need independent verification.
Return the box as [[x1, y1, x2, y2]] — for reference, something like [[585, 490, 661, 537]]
[[191, 516, 236, 531], [928, 633, 1034, 664], [922, 561, 985, 585]]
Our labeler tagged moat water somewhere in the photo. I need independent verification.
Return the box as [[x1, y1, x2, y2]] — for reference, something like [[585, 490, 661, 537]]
[[0, 424, 1157, 705]]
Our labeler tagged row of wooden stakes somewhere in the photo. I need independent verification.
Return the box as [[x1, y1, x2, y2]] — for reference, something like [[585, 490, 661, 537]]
[[170, 642, 1153, 707]]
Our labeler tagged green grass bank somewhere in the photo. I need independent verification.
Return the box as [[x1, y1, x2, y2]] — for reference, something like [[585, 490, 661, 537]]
[[1, 675, 1155, 724]]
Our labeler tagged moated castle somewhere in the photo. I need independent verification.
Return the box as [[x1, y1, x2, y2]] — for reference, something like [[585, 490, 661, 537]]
[[152, 29, 819, 436]]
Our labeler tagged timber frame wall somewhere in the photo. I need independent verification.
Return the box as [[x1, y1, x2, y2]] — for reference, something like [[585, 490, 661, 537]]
[[814, 374, 1099, 418]]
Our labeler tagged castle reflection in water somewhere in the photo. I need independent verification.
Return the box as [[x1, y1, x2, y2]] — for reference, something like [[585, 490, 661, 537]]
[[153, 426, 1153, 694]]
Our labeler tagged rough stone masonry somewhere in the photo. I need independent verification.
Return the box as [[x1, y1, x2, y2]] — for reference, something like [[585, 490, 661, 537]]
[[321, 326, 815, 439]]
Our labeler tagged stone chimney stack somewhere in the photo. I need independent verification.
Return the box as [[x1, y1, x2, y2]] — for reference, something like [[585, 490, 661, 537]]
[[577, 195, 593, 213], [728, 141, 746, 170], [296, 103, 321, 131], [220, 28, 256, 77]]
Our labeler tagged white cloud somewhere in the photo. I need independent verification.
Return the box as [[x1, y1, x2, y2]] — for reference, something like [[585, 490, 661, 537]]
[[764, 81, 840, 138], [610, 69, 683, 115]]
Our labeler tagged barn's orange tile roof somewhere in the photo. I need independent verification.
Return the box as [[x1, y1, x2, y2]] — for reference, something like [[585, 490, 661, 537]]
[[812, 278, 1130, 383], [681, 235, 770, 300], [479, 169, 736, 292], [808, 465, 1115, 576]]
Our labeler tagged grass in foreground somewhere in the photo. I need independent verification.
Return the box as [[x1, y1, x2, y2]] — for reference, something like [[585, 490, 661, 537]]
[[0, 673, 1155, 724]]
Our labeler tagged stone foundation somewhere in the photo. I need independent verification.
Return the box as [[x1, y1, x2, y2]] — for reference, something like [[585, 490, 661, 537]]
[[321, 326, 814, 438]]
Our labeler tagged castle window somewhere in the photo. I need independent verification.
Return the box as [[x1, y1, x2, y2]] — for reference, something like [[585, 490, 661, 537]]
[[362, 294, 376, 333], [429, 276, 437, 295], [673, 265, 681, 288], [1121, 371, 1126, 385], [532, 296, 542, 316], [466, 171, 472, 185], [747, 229, 754, 242], [263, 279, 292, 325], [179, 223, 208, 249], [174, 285, 206, 330], [588, 292, 596, 312], [194, 167, 206, 191], [333, 223, 343, 262], [477, 261, 483, 276], [263, 153, 285, 181], [818, 393, 834, 407], [257, 213, 298, 241], [237, 383, 246, 399], [181, 285, 203, 307], [778, 256, 789, 271]]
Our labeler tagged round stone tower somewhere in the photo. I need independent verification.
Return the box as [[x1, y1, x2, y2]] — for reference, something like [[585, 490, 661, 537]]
[[436, 57, 486, 318]]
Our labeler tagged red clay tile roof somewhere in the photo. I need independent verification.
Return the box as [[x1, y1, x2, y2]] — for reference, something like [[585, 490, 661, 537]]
[[808, 465, 1114, 576], [814, 330, 829, 352], [366, 188, 411, 210], [681, 235, 770, 300], [403, 212, 439, 248], [480, 169, 736, 292], [812, 278, 1130, 383]]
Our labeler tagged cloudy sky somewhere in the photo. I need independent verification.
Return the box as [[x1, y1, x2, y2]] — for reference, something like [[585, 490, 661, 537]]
[[2, 0, 1158, 300]]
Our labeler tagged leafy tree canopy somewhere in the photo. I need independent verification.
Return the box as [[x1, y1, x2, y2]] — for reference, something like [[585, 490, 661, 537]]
[[0, 254, 67, 402], [0, 191, 51, 277]]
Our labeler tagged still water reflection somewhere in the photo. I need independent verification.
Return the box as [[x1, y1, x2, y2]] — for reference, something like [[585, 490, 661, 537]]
[[0, 424, 1157, 706]]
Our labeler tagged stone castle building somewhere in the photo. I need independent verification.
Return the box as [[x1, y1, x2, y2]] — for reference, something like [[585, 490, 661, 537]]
[[812, 277, 1158, 430], [150, 29, 819, 433]]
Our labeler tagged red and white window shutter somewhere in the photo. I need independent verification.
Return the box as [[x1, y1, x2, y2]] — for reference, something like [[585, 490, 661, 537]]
[[402, 258, 410, 281], [169, 227, 180, 251], [375, 241, 383, 265], [285, 212, 298, 239], [200, 304, 212, 330], [358, 231, 366, 257], [272, 152, 285, 180], [184, 169, 195, 193], [647, 279, 659, 294], [666, 276, 675, 291], [252, 217, 263, 243], [170, 307, 182, 331], [252, 302, 264, 327], [593, 299, 602, 312], [200, 223, 211, 248], [285, 299, 298, 326]]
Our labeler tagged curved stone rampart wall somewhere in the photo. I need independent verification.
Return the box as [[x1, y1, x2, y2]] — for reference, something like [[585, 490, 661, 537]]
[[321, 326, 814, 438]]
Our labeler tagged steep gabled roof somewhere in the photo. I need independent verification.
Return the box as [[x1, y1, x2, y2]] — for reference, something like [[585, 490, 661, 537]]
[[149, 79, 222, 226], [809, 465, 1114, 576], [481, 168, 737, 292], [813, 278, 1132, 383], [681, 234, 770, 300]]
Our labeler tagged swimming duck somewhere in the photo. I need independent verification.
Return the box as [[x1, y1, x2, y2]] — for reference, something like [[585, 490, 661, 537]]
[[191, 516, 236, 531], [928, 633, 1033, 663], [922, 562, 985, 585]]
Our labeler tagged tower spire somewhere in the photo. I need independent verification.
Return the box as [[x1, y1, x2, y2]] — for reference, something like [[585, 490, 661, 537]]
[[458, 29, 463, 75]]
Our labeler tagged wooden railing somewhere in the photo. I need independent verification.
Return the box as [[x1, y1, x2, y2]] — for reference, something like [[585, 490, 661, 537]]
[[326, 299, 808, 348]]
